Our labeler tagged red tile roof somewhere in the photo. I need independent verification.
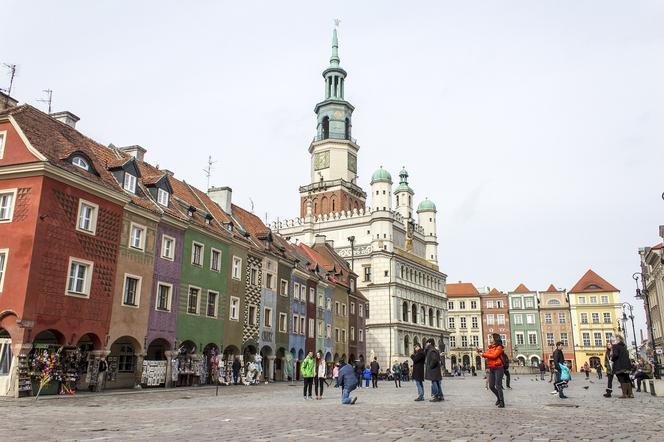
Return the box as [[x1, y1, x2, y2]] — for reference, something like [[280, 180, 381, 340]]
[[569, 269, 619, 293], [446, 282, 479, 297], [487, 288, 503, 296], [513, 283, 531, 293], [544, 284, 559, 293]]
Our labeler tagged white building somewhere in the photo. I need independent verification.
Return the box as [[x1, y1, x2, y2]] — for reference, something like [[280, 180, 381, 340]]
[[273, 29, 448, 370]]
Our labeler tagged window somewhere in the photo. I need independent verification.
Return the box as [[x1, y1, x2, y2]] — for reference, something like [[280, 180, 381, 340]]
[[512, 298, 522, 309], [605, 332, 613, 343], [528, 332, 537, 345], [560, 332, 569, 346], [66, 258, 93, 297], [525, 298, 534, 308], [279, 313, 287, 332], [118, 344, 135, 372], [461, 336, 468, 348], [471, 300, 477, 309], [496, 300, 503, 308], [486, 300, 494, 308], [544, 313, 552, 324], [250, 267, 258, 285], [501, 334, 507, 344], [449, 336, 456, 348], [326, 324, 332, 338], [350, 279, 356, 292], [471, 317, 478, 328], [265, 273, 274, 290], [516, 333, 524, 345], [546, 333, 554, 346], [591, 312, 600, 324], [342, 303, 347, 316], [0, 338, 11, 376], [526, 314, 535, 325], [558, 313, 566, 324], [590, 296, 597, 304], [157, 188, 169, 206], [123, 173, 137, 193], [232, 256, 242, 280], [472, 336, 479, 347], [580, 313, 588, 324], [308, 318, 314, 337], [497, 314, 505, 325], [448, 317, 455, 329], [129, 223, 146, 250], [318, 320, 323, 337], [578, 296, 586, 304], [210, 248, 221, 272], [263, 307, 272, 327], [594, 332, 602, 347], [318, 294, 324, 307], [486, 314, 495, 325], [187, 287, 200, 314], [205, 291, 218, 317], [76, 200, 98, 234], [230, 296, 240, 320], [359, 303, 364, 317], [335, 302, 340, 315], [309, 288, 315, 303], [359, 329, 364, 342], [0, 249, 6, 292], [0, 131, 5, 159], [366, 304, 369, 319], [513, 314, 523, 325], [601, 295, 609, 304], [190, 242, 204, 266], [448, 301, 454, 310], [459, 301, 466, 309], [327, 298, 332, 311], [122, 275, 140, 307], [292, 315, 299, 334], [603, 312, 611, 324], [350, 302, 355, 315], [248, 305, 257, 326], [72, 156, 90, 170], [363, 266, 371, 282], [0, 189, 17, 222], [335, 328, 340, 342], [300, 284, 306, 301], [582, 332, 591, 346], [280, 279, 289, 296], [460, 317, 467, 329], [293, 283, 300, 300], [161, 235, 175, 260], [300, 317, 305, 335], [156, 283, 172, 311]]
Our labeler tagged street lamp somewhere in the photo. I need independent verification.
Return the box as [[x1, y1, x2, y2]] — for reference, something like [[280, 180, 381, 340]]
[[347, 236, 355, 273], [633, 271, 661, 379], [621, 302, 638, 357]]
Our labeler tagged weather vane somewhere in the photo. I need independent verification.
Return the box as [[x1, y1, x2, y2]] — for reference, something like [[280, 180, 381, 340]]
[[334, 18, 341, 28]]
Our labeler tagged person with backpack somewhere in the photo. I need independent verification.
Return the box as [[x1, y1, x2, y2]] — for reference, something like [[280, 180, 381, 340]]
[[551, 341, 566, 398], [391, 359, 402, 388], [477, 333, 506, 408], [425, 339, 443, 402]]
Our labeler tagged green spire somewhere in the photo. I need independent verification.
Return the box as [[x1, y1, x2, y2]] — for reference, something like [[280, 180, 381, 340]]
[[394, 166, 414, 194], [329, 29, 340, 67]]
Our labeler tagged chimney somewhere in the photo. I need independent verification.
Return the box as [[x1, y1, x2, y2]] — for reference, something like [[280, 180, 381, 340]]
[[119, 145, 146, 162], [162, 169, 174, 177], [0, 92, 18, 111], [314, 234, 327, 245], [208, 186, 232, 214], [325, 239, 335, 248], [50, 111, 80, 128]]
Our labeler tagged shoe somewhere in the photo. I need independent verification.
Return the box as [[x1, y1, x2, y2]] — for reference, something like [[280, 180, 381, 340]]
[[414, 397, 424, 401], [550, 391, 558, 395], [497, 401, 505, 408], [351, 397, 357, 405], [559, 395, 568, 399], [603, 389, 612, 398], [507, 386, 512, 389], [636, 388, 641, 392], [429, 397, 442, 402], [495, 399, 500, 405]]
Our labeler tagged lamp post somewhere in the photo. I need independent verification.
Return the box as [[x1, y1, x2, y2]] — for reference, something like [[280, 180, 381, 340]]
[[347, 236, 355, 273], [633, 271, 661, 379], [621, 302, 639, 357]]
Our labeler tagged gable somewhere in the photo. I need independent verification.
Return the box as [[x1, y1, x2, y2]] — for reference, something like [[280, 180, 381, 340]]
[[0, 119, 42, 166]]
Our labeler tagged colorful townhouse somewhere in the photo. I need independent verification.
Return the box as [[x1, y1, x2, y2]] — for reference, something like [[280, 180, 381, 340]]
[[539, 284, 576, 370], [481, 288, 512, 360], [446, 283, 484, 369], [569, 270, 621, 369], [508, 284, 543, 366]]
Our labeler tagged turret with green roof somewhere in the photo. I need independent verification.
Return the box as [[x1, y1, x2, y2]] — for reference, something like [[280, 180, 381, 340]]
[[371, 166, 392, 184], [417, 198, 437, 213]]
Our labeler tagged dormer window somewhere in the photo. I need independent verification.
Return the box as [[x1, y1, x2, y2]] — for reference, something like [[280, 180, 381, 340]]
[[72, 156, 89, 171], [123, 173, 137, 193], [157, 188, 169, 206]]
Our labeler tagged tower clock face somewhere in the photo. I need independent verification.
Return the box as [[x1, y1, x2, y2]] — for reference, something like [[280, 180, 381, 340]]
[[348, 152, 357, 173], [314, 151, 330, 170], [333, 111, 342, 119]]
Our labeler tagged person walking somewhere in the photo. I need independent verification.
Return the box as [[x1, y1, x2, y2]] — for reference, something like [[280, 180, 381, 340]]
[[402, 360, 410, 382], [425, 339, 443, 402], [411, 343, 425, 401], [392, 359, 402, 388], [596, 362, 603, 380], [503, 356, 511, 389], [478, 333, 505, 408], [354, 359, 364, 387], [582, 361, 590, 380], [370, 357, 380, 388], [538, 361, 546, 381], [338, 359, 358, 405], [550, 341, 567, 398], [634, 357, 653, 392], [611, 335, 633, 399], [363, 365, 371, 388], [603, 342, 614, 397], [333, 362, 340, 388], [314, 351, 326, 399], [232, 357, 241, 385], [301, 351, 315, 400], [549, 361, 555, 383]]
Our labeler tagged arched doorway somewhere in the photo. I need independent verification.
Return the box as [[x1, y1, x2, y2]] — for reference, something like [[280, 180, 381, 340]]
[[202, 343, 219, 385], [223, 345, 240, 384], [275, 347, 286, 381], [475, 355, 482, 370], [147, 338, 170, 361], [404, 335, 410, 355], [589, 356, 600, 368], [413, 336, 419, 348], [517, 355, 527, 366], [462, 354, 470, 368], [29, 329, 67, 395], [450, 355, 457, 367], [107, 336, 142, 390], [359, 354, 364, 365], [530, 355, 540, 366], [0, 328, 12, 396], [260, 346, 273, 382], [73, 333, 101, 391]]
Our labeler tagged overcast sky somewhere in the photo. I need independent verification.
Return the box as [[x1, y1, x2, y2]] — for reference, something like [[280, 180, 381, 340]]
[[4, 1, 663, 337]]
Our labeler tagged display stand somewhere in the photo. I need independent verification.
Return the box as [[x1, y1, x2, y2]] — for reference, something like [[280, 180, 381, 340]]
[[16, 354, 31, 397]]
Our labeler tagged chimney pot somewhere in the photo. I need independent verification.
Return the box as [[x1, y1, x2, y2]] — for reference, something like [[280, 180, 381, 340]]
[[50, 111, 80, 128], [314, 234, 327, 245], [119, 145, 146, 162], [163, 169, 174, 177], [0, 92, 18, 111], [208, 186, 232, 214]]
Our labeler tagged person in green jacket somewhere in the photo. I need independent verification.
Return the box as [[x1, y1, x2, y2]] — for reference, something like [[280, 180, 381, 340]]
[[392, 359, 402, 388], [301, 351, 315, 399]]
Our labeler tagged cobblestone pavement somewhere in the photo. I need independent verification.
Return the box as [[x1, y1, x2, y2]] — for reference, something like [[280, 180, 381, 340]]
[[1, 374, 662, 441]]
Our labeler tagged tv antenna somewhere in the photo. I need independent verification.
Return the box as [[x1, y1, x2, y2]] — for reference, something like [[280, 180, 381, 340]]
[[37, 89, 53, 114], [334, 18, 341, 28], [249, 198, 255, 213], [1, 63, 16, 96], [203, 155, 217, 191]]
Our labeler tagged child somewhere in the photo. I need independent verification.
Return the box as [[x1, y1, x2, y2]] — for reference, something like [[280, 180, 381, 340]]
[[363, 366, 371, 388], [554, 361, 571, 399]]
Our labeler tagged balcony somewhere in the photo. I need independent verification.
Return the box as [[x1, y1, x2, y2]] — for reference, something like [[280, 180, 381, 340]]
[[312, 131, 357, 144]]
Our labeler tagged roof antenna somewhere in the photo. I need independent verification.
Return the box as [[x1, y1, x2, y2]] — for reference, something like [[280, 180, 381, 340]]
[[249, 198, 255, 213], [203, 155, 216, 191], [1, 63, 17, 104], [37, 89, 53, 114]]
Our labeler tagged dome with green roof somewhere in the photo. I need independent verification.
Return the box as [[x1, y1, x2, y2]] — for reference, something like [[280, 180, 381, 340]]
[[417, 198, 437, 212], [371, 166, 392, 184], [393, 166, 413, 194]]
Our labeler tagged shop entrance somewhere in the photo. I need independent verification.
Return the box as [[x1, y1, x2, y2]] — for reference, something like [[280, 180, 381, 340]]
[[107, 336, 141, 390], [202, 343, 219, 385], [29, 329, 66, 396], [141, 338, 171, 388], [223, 345, 240, 385], [0, 328, 13, 396], [175, 341, 199, 387]]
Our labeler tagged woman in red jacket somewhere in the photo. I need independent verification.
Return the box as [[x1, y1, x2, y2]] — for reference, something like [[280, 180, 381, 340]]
[[477, 333, 505, 408]]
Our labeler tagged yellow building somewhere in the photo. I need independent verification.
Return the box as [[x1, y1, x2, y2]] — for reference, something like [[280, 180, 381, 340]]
[[569, 269, 621, 370]]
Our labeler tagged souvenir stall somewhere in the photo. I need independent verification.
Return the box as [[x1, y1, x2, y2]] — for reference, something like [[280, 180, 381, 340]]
[[141, 360, 167, 387], [28, 345, 84, 396], [175, 344, 201, 387]]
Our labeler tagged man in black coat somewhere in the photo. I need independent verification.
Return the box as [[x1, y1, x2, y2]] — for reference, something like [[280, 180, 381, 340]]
[[551, 342, 566, 398], [425, 339, 443, 401], [410, 343, 426, 401], [370, 357, 380, 388]]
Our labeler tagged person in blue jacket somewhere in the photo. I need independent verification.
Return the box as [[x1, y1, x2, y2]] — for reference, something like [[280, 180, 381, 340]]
[[363, 366, 371, 388], [337, 359, 358, 405]]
